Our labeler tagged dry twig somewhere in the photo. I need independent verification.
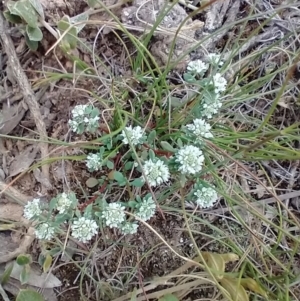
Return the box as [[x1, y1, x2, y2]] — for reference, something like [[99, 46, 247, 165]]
[[0, 13, 50, 190]]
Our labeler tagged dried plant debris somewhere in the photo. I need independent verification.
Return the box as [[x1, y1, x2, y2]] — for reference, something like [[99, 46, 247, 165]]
[[0, 262, 61, 301], [8, 145, 38, 178], [0, 102, 27, 135], [121, 0, 203, 69]]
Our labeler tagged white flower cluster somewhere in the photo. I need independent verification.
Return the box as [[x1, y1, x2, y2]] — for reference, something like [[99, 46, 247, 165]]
[[86, 153, 103, 172], [186, 54, 227, 120], [187, 60, 209, 74], [68, 104, 100, 134], [99, 195, 158, 234], [142, 158, 170, 187], [185, 118, 213, 144], [120, 222, 139, 235], [213, 73, 227, 94], [56, 192, 73, 214], [23, 198, 42, 220], [121, 125, 145, 146], [71, 217, 98, 243], [136, 196, 156, 221], [35, 223, 55, 240], [208, 53, 223, 67], [202, 99, 222, 119], [72, 104, 86, 118], [102, 203, 126, 228], [194, 186, 218, 208], [175, 145, 204, 175]]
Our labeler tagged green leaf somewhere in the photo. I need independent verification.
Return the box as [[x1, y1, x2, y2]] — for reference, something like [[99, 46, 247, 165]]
[[11, 0, 38, 28], [201, 252, 225, 280], [158, 294, 179, 301], [127, 200, 138, 208], [70, 11, 89, 33], [7, 1, 17, 12], [177, 138, 183, 148], [16, 254, 32, 266], [49, 197, 58, 212], [28, 0, 44, 18], [84, 204, 93, 217], [169, 97, 183, 108], [47, 247, 61, 257], [26, 25, 43, 41], [147, 130, 156, 144], [124, 161, 134, 171], [16, 289, 45, 301], [183, 72, 196, 83], [24, 33, 39, 50], [130, 178, 144, 187], [179, 173, 186, 188], [86, 177, 99, 188], [87, 0, 99, 8], [130, 287, 137, 301], [57, 16, 78, 51], [43, 254, 52, 273], [54, 213, 70, 224], [220, 277, 249, 301], [240, 278, 268, 298], [148, 149, 155, 161], [20, 264, 31, 285], [160, 141, 176, 152], [113, 171, 126, 184], [106, 160, 114, 170], [38, 253, 45, 267], [0, 262, 13, 284], [3, 10, 23, 23], [219, 253, 239, 263]]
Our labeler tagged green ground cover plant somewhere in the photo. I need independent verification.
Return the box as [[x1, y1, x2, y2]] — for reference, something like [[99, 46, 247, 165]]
[[1, 0, 300, 300]]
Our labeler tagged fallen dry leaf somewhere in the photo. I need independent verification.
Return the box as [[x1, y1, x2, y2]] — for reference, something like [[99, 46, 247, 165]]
[[8, 261, 62, 288], [8, 145, 38, 178], [0, 103, 27, 135], [33, 168, 52, 189], [0, 232, 19, 258], [0, 274, 58, 301]]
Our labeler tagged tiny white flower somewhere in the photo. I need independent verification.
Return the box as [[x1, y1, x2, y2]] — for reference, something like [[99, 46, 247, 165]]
[[102, 203, 126, 228], [35, 223, 55, 240], [120, 222, 139, 235], [187, 59, 209, 74], [208, 53, 223, 66], [69, 104, 100, 134], [202, 99, 222, 119], [121, 125, 145, 146], [136, 196, 156, 221], [143, 158, 170, 187], [86, 153, 102, 172], [186, 118, 213, 143], [213, 73, 227, 93], [194, 186, 218, 208], [23, 198, 42, 220], [72, 105, 87, 118], [175, 145, 204, 175], [68, 119, 83, 134], [56, 193, 73, 214], [68, 119, 78, 132], [71, 217, 98, 243]]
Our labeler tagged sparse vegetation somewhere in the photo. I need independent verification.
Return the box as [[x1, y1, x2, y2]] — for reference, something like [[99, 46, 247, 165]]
[[1, 0, 300, 301]]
